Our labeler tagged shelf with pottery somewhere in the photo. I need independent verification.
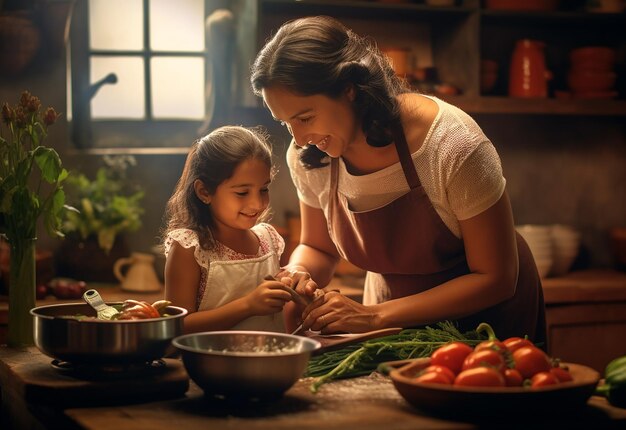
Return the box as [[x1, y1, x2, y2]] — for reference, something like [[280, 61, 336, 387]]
[[254, 0, 625, 116]]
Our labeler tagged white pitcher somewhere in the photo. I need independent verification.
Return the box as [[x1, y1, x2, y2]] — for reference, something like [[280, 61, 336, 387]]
[[113, 252, 162, 292]]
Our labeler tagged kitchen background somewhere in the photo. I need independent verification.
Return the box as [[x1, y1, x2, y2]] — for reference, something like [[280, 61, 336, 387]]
[[1, 0, 625, 281]]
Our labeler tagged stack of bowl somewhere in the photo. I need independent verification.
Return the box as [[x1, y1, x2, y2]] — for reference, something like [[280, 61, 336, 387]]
[[516, 225, 553, 278], [568, 47, 617, 99], [550, 224, 581, 276], [516, 224, 581, 278]]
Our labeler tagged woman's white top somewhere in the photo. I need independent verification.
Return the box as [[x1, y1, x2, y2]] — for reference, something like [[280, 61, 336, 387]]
[[287, 96, 506, 239]]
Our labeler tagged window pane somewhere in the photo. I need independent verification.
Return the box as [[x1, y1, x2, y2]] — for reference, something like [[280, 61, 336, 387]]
[[89, 0, 143, 50], [150, 0, 204, 52], [151, 57, 204, 119], [90, 56, 145, 119]]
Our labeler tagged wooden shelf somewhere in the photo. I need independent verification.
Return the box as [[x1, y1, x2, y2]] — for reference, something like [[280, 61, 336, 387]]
[[443, 96, 626, 116]]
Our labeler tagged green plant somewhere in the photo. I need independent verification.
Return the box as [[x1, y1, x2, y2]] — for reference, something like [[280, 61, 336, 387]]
[[0, 90, 67, 243], [63, 155, 145, 253]]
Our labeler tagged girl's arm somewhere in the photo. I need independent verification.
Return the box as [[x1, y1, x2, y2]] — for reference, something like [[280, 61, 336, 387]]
[[165, 241, 291, 333]]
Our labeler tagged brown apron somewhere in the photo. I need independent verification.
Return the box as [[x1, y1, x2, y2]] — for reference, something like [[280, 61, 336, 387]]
[[326, 129, 546, 344]]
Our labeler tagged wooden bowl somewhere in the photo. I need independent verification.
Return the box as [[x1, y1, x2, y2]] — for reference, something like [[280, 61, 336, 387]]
[[389, 358, 600, 417]]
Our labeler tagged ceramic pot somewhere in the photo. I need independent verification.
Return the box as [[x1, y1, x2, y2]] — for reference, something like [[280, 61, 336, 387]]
[[509, 39, 552, 98], [114, 252, 162, 292]]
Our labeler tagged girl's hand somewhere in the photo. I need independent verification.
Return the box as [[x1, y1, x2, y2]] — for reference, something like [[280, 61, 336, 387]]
[[245, 280, 292, 316], [300, 291, 379, 334]]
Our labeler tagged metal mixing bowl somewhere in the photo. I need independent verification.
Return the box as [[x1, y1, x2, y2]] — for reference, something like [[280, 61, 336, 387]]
[[31, 302, 187, 364], [172, 331, 321, 399]]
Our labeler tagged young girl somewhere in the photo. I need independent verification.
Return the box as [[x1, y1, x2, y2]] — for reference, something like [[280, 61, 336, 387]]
[[162, 125, 294, 333]]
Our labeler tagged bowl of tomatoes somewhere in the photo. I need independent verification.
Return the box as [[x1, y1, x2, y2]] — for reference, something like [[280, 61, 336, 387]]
[[387, 324, 600, 416]]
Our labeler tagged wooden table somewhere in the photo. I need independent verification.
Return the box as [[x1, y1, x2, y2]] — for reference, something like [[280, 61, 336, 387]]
[[1, 347, 626, 430]]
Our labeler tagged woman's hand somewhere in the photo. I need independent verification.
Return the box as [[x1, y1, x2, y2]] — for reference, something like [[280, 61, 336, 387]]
[[300, 290, 379, 334], [245, 279, 292, 316]]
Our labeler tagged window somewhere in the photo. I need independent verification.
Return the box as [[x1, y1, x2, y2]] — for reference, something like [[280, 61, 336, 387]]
[[68, 0, 254, 150]]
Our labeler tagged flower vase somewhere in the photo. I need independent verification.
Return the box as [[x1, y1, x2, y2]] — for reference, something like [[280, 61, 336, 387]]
[[7, 238, 36, 347]]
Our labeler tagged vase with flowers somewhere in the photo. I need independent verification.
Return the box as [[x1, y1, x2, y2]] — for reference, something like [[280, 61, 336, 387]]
[[0, 90, 66, 347]]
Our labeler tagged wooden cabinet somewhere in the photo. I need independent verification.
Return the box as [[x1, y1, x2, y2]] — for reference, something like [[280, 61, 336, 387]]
[[542, 270, 626, 373], [255, 0, 626, 115]]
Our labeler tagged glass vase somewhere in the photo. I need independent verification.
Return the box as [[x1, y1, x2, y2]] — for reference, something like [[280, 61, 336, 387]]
[[7, 237, 36, 347]]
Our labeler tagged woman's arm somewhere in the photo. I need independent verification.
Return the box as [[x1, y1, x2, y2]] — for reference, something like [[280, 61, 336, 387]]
[[301, 191, 519, 333], [165, 241, 291, 333]]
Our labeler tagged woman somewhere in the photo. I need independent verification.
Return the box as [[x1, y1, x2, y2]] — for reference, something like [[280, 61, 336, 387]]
[[251, 16, 546, 343]]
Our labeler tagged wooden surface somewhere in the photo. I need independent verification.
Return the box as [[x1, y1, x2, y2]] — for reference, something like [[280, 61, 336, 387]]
[[1, 346, 625, 430], [542, 269, 626, 304]]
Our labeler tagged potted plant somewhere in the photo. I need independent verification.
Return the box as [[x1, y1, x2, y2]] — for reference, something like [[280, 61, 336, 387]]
[[0, 90, 65, 346], [57, 155, 145, 282]]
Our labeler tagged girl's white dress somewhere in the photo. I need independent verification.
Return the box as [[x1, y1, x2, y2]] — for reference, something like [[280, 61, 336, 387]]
[[164, 223, 286, 332]]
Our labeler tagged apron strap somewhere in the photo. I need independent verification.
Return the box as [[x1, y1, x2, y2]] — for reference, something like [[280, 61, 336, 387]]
[[393, 127, 421, 190]]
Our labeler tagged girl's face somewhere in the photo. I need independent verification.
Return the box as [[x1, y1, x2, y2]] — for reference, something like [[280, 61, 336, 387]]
[[261, 85, 364, 159], [207, 157, 271, 234]]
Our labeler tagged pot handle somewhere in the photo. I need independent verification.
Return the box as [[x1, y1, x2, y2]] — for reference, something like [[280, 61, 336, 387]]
[[113, 256, 133, 282]]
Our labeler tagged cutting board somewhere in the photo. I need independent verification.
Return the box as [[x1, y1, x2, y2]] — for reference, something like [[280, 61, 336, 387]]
[[304, 327, 404, 354], [0, 347, 189, 407]]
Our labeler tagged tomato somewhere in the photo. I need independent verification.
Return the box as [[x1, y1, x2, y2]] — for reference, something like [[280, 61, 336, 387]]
[[475, 339, 508, 354], [430, 342, 473, 375], [422, 365, 456, 383], [462, 349, 506, 373], [550, 366, 574, 383], [454, 367, 506, 387], [512, 346, 553, 379], [503, 368, 524, 387], [502, 337, 534, 354], [531, 371, 559, 387], [415, 371, 453, 385]]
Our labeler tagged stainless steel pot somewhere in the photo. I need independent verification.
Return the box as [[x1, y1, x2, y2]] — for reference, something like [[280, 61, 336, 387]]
[[30, 302, 187, 364], [173, 331, 321, 399]]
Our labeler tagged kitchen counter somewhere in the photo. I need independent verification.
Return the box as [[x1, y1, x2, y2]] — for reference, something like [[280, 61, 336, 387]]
[[1, 347, 626, 430]]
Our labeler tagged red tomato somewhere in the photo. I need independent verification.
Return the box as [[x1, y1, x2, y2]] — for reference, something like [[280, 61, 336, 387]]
[[415, 371, 453, 385], [475, 339, 508, 354], [503, 368, 524, 386], [512, 346, 552, 379], [502, 337, 533, 353], [462, 349, 506, 373], [430, 342, 473, 375], [531, 371, 559, 387], [550, 366, 573, 383], [422, 365, 456, 382], [454, 367, 506, 387]]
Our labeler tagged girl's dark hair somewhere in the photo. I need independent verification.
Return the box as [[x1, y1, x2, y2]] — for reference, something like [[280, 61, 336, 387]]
[[163, 126, 275, 250], [251, 15, 410, 169]]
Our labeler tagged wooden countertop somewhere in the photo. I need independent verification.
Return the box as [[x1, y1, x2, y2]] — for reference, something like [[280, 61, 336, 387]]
[[541, 269, 626, 304], [1, 347, 626, 430]]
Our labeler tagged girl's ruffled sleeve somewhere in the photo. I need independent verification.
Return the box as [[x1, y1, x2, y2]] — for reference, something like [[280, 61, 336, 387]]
[[165, 229, 210, 269]]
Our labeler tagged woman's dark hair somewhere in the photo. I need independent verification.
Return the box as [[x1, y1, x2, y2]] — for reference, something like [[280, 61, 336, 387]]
[[251, 15, 410, 169], [163, 126, 275, 250]]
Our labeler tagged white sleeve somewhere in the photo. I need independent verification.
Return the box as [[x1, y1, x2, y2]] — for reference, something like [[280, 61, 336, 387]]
[[447, 140, 506, 221], [286, 143, 323, 209]]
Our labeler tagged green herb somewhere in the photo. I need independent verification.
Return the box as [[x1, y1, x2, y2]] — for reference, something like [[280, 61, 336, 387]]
[[1, 91, 69, 242], [306, 321, 485, 393], [63, 155, 144, 253]]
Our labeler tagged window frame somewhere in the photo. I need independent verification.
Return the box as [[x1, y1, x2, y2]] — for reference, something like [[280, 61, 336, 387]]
[[68, 0, 225, 150]]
